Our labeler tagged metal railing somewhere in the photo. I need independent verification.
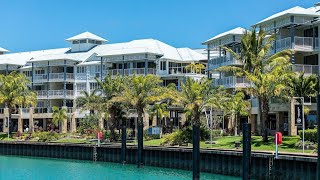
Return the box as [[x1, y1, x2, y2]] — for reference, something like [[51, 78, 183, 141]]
[[294, 37, 313, 51], [274, 36, 315, 53], [34, 107, 48, 114], [208, 56, 242, 70], [37, 90, 74, 98], [33, 74, 48, 82], [36, 90, 47, 98], [107, 68, 157, 76], [292, 64, 319, 75], [213, 76, 250, 88], [49, 73, 74, 81], [275, 37, 291, 52]]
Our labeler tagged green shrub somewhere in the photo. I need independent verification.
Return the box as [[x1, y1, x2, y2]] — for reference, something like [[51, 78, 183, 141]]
[[299, 129, 317, 142], [32, 132, 60, 142]]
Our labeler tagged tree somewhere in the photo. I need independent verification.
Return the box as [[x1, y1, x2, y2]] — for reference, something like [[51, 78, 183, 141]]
[[287, 72, 318, 117], [76, 89, 103, 115], [218, 27, 293, 141], [186, 63, 205, 74], [96, 74, 126, 141], [149, 102, 169, 126], [177, 77, 227, 179], [230, 92, 251, 135], [0, 72, 36, 133], [120, 74, 168, 167], [52, 106, 67, 132]]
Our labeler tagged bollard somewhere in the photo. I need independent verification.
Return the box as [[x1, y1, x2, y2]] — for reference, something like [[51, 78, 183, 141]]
[[121, 125, 127, 164], [192, 124, 200, 180], [242, 123, 251, 180], [317, 94, 320, 180], [137, 119, 144, 167]]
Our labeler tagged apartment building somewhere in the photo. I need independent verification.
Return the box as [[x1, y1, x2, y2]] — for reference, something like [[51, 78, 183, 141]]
[[204, 5, 320, 135], [0, 32, 207, 133]]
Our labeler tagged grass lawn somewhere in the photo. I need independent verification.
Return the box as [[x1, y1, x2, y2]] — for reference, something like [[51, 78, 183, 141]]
[[143, 136, 314, 154]]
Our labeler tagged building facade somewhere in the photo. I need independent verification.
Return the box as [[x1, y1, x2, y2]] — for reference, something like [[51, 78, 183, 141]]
[[0, 32, 207, 133], [204, 5, 320, 135]]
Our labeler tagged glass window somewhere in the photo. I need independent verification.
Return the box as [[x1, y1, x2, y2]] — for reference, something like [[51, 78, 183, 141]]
[[96, 41, 102, 45], [77, 67, 86, 73], [80, 39, 87, 43], [160, 61, 167, 70], [72, 41, 79, 44]]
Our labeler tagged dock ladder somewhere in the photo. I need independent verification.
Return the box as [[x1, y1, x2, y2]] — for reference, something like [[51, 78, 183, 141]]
[[93, 146, 97, 162]]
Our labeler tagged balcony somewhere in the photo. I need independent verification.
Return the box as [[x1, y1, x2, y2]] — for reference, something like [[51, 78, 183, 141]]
[[274, 36, 315, 53], [292, 64, 319, 75], [33, 74, 48, 83], [36, 90, 74, 99], [107, 68, 156, 76], [49, 73, 74, 81], [213, 76, 251, 89], [208, 56, 242, 70]]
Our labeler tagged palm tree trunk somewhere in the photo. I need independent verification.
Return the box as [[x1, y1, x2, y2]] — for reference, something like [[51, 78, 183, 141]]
[[137, 108, 144, 168], [261, 97, 269, 142], [193, 111, 200, 180], [8, 106, 12, 134]]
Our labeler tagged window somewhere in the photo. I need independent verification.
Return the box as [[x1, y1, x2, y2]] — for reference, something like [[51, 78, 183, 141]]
[[72, 41, 79, 44], [90, 82, 98, 90], [160, 61, 167, 70], [77, 67, 86, 73], [95, 65, 101, 72], [35, 70, 45, 74], [80, 39, 87, 43], [88, 39, 95, 44], [23, 71, 32, 77], [37, 101, 45, 107], [96, 41, 102, 45], [77, 83, 86, 90]]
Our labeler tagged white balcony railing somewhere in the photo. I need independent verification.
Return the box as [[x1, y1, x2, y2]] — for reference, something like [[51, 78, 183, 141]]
[[274, 36, 315, 53], [208, 56, 242, 70], [292, 64, 319, 75], [107, 68, 156, 76], [213, 76, 250, 88], [37, 90, 74, 99], [49, 73, 74, 81], [33, 74, 48, 82]]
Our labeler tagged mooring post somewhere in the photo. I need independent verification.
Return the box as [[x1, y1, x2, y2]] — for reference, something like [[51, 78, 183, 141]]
[[193, 124, 200, 180], [242, 123, 251, 180], [121, 124, 127, 164], [137, 119, 144, 167], [317, 93, 320, 180]]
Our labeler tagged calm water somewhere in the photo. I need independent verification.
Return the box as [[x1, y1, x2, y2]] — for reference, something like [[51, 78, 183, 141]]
[[0, 155, 240, 180]]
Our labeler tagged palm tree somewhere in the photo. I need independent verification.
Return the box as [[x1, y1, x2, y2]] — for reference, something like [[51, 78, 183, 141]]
[[177, 77, 227, 179], [218, 27, 293, 141], [149, 102, 169, 126], [0, 72, 36, 133], [186, 63, 205, 74], [287, 72, 318, 127], [96, 74, 126, 141], [52, 106, 68, 133], [120, 74, 168, 167], [76, 89, 102, 115]]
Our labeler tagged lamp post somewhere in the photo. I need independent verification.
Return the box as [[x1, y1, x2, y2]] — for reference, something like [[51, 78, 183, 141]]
[[293, 97, 305, 153]]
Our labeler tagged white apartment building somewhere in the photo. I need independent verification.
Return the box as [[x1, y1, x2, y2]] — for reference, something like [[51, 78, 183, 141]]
[[204, 4, 320, 135], [0, 32, 207, 133]]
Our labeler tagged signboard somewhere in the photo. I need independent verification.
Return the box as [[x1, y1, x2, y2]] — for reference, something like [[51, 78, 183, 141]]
[[294, 104, 303, 126]]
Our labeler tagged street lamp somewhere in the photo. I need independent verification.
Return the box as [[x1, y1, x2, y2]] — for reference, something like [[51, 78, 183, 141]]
[[293, 97, 305, 153]]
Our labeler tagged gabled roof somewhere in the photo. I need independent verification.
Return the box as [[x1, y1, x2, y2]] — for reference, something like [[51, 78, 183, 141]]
[[0, 48, 69, 65], [203, 27, 246, 44], [0, 47, 9, 52], [96, 39, 206, 61], [255, 6, 319, 25], [66, 31, 108, 42]]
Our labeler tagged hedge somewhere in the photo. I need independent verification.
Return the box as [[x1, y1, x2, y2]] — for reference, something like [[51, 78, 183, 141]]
[[299, 128, 317, 142]]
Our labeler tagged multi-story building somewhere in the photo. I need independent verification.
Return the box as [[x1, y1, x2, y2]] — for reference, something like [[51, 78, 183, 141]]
[[0, 32, 207, 133], [204, 4, 320, 135]]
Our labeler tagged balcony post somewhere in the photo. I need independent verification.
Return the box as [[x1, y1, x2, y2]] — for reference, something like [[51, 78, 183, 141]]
[[145, 53, 148, 76], [122, 56, 125, 76], [47, 61, 50, 113], [290, 16, 295, 50], [31, 63, 34, 89], [207, 45, 211, 79], [100, 57, 103, 80], [313, 26, 316, 49], [63, 60, 67, 106], [274, 21, 277, 54]]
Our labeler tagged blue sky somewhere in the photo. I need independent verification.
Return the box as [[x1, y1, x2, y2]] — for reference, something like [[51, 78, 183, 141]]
[[0, 0, 316, 52]]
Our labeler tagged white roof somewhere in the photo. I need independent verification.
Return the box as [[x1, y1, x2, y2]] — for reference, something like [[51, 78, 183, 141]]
[[0, 47, 9, 52], [203, 27, 246, 44], [77, 61, 101, 66], [97, 39, 206, 61], [0, 48, 69, 65], [66, 31, 107, 42], [0, 38, 205, 65], [255, 6, 319, 25]]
